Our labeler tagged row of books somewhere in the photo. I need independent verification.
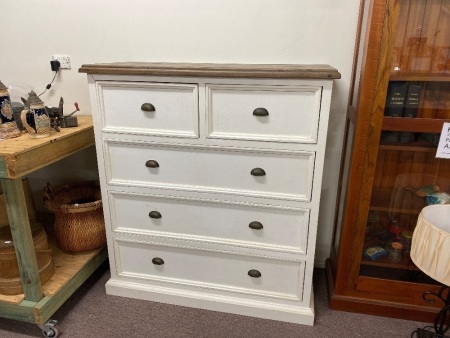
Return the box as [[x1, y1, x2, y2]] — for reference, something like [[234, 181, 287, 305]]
[[380, 131, 440, 144], [384, 81, 421, 118]]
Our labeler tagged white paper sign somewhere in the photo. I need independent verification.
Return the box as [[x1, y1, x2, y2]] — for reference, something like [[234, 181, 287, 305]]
[[436, 122, 450, 159]]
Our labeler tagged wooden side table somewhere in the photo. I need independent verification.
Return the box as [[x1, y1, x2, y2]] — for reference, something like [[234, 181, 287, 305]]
[[0, 116, 107, 337]]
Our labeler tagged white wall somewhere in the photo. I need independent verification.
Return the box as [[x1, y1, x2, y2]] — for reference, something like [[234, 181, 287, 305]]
[[0, 0, 360, 266]]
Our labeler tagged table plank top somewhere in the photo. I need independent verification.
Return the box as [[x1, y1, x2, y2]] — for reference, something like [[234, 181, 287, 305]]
[[0, 116, 94, 179]]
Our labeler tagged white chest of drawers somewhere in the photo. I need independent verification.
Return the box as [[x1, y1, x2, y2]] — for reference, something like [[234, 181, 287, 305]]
[[80, 63, 340, 325]]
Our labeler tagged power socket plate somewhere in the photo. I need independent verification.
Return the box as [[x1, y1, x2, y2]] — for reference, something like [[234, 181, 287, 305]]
[[51, 55, 71, 70]]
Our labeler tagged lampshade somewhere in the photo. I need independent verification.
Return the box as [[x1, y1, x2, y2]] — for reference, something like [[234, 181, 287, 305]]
[[410, 204, 450, 286]]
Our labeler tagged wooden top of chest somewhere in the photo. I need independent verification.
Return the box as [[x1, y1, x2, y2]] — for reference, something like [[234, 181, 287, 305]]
[[79, 62, 341, 79]]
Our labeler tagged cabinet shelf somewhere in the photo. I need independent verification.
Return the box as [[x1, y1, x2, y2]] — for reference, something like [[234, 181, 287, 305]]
[[389, 73, 450, 82], [370, 187, 425, 215], [360, 255, 418, 271], [379, 140, 437, 152], [0, 236, 107, 305], [382, 117, 449, 133]]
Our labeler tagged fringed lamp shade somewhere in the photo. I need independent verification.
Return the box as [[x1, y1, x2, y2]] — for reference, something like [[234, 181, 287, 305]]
[[410, 205, 450, 286]]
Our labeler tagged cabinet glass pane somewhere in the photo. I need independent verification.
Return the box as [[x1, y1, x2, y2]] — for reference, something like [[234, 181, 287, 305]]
[[391, 0, 450, 79], [359, 0, 450, 284]]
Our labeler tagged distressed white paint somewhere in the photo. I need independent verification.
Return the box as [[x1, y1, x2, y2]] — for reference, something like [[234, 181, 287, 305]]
[[86, 70, 334, 324]]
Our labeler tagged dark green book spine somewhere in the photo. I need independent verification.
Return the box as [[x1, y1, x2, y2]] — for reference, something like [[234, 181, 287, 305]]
[[403, 84, 421, 118], [384, 81, 407, 117]]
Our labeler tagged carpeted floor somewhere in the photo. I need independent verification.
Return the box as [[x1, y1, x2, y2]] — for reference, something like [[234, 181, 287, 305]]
[[0, 264, 429, 337]]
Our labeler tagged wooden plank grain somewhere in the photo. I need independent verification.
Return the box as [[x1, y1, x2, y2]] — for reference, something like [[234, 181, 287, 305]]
[[7, 128, 94, 179], [1, 179, 42, 302], [79, 62, 341, 79], [0, 300, 35, 323], [0, 116, 94, 179], [0, 115, 103, 326], [382, 116, 450, 132], [333, 0, 393, 293], [34, 247, 107, 325]]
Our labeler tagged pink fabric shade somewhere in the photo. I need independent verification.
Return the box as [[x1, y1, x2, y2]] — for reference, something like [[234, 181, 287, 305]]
[[410, 205, 450, 286]]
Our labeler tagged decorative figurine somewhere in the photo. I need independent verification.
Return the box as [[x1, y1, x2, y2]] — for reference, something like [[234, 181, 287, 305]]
[[45, 97, 64, 132], [413, 185, 440, 197], [60, 102, 80, 128], [45, 97, 80, 130], [0, 81, 21, 140], [426, 192, 450, 205], [20, 91, 51, 138], [411, 184, 450, 205]]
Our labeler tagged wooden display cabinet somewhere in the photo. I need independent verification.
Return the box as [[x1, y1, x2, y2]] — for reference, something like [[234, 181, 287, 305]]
[[327, 0, 450, 321]]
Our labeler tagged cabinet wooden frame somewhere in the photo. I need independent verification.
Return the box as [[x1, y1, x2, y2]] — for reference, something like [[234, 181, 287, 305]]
[[327, 0, 450, 322]]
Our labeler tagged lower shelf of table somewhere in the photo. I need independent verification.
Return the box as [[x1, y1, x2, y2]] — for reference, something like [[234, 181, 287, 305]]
[[0, 243, 108, 325]]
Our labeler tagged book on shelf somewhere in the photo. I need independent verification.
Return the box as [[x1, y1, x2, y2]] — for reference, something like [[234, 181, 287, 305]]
[[404, 84, 422, 118], [384, 81, 407, 117], [384, 81, 422, 118]]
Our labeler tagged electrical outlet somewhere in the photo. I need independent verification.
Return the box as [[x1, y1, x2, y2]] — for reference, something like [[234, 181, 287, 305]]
[[51, 55, 71, 70]]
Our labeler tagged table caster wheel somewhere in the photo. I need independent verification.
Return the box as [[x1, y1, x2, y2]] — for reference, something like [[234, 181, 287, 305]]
[[41, 319, 60, 338]]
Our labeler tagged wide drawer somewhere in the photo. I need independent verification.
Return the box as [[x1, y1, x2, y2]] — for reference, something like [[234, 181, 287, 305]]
[[110, 192, 310, 253], [105, 141, 315, 201], [206, 84, 322, 143], [96, 81, 199, 138], [116, 240, 305, 300]]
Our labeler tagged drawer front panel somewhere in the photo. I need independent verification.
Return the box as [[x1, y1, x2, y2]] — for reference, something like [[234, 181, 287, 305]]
[[206, 84, 322, 143], [117, 240, 304, 299], [106, 141, 315, 201], [97, 81, 199, 138], [110, 192, 310, 253]]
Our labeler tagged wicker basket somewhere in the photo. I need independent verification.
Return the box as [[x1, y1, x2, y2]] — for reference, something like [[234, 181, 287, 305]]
[[43, 181, 106, 252]]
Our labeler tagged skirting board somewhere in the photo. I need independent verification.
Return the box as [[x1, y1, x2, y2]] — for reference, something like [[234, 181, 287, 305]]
[[105, 279, 315, 325]]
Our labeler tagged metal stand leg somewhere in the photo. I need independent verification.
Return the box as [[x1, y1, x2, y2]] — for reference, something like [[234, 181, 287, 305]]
[[411, 286, 450, 338]]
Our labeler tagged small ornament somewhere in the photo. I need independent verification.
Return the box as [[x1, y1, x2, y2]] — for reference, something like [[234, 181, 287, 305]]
[[45, 98, 79, 129], [45, 97, 64, 132], [426, 192, 450, 205], [20, 91, 51, 138], [389, 220, 401, 236], [0, 81, 21, 140], [413, 185, 440, 197], [363, 246, 388, 261], [60, 102, 80, 128], [386, 242, 403, 262], [0, 81, 13, 121]]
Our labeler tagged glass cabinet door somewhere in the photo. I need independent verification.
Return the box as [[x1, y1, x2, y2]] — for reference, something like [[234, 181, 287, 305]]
[[360, 0, 450, 283]]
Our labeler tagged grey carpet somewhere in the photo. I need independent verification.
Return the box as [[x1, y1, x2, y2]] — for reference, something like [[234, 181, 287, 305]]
[[0, 264, 429, 337]]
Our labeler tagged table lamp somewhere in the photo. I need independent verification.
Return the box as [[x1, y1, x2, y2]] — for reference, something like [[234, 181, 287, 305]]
[[410, 204, 450, 337]]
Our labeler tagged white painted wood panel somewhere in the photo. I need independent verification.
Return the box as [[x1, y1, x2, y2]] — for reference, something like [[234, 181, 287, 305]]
[[116, 240, 305, 300], [105, 141, 315, 201], [206, 84, 322, 143], [109, 191, 310, 253], [96, 81, 199, 138], [85, 64, 336, 325]]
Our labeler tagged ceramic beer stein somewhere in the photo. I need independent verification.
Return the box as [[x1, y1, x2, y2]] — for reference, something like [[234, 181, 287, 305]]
[[0, 81, 21, 140], [21, 91, 51, 138]]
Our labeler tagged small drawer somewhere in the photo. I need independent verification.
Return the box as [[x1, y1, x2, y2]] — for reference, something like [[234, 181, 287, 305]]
[[116, 240, 305, 300], [110, 192, 310, 253], [206, 84, 322, 143], [96, 81, 199, 138], [105, 141, 315, 201]]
